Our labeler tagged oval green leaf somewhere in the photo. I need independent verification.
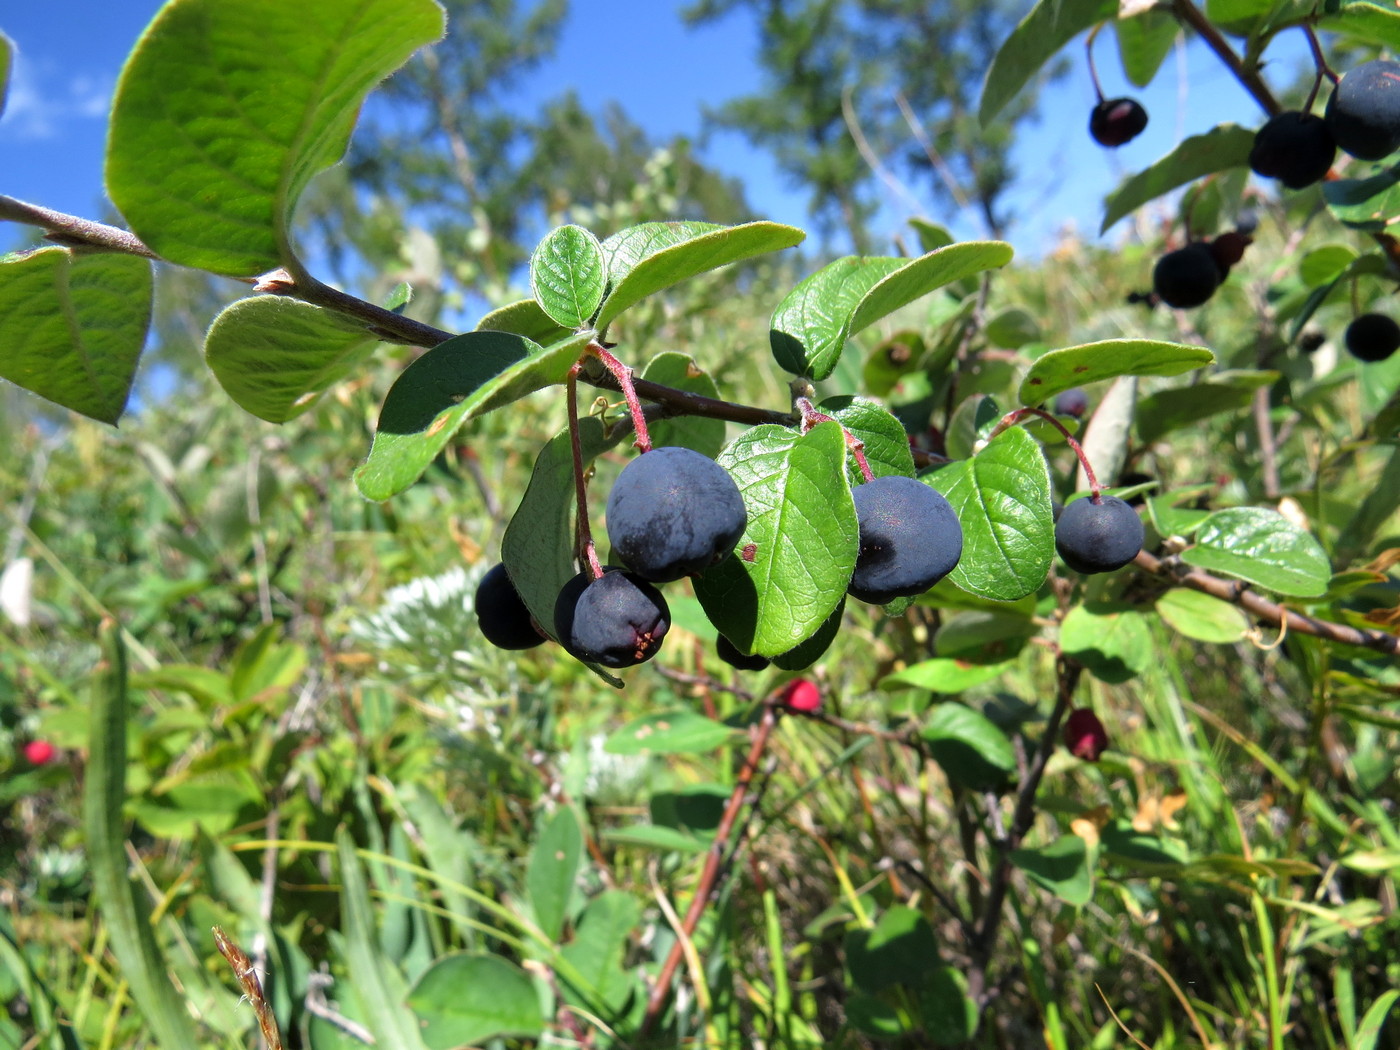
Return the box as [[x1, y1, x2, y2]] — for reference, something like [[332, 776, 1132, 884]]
[[598, 220, 805, 327], [106, 0, 446, 275], [1009, 835, 1092, 906], [1100, 124, 1255, 233], [527, 807, 583, 943], [406, 953, 543, 1050], [1135, 369, 1278, 445], [0, 247, 151, 423], [530, 224, 606, 329], [818, 395, 916, 486], [979, 0, 1117, 125], [1180, 507, 1331, 597], [475, 297, 573, 343], [1322, 167, 1400, 233], [642, 351, 725, 458], [920, 702, 1015, 791], [355, 330, 590, 501], [1114, 8, 1178, 88], [925, 426, 1054, 602], [1019, 338, 1214, 405], [771, 242, 1013, 381], [1155, 588, 1249, 644], [692, 422, 858, 657], [880, 657, 1012, 695], [205, 296, 381, 422], [604, 709, 738, 756], [1060, 602, 1153, 684]]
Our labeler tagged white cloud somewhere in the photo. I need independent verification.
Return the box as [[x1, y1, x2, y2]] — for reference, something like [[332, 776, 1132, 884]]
[[0, 50, 113, 142]]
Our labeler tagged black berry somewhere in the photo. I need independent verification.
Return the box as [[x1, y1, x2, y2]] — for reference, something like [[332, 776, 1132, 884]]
[[1249, 111, 1336, 189], [848, 475, 962, 605], [717, 634, 770, 672], [1152, 243, 1221, 309], [554, 568, 670, 668], [1053, 387, 1089, 418], [1344, 313, 1400, 363], [1326, 59, 1400, 161], [1055, 495, 1144, 575], [474, 563, 545, 650], [1090, 97, 1148, 147], [605, 446, 747, 582]]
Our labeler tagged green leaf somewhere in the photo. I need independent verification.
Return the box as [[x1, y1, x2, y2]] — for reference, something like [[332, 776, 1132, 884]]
[[979, 0, 1117, 125], [845, 906, 938, 994], [558, 891, 641, 1017], [1181, 507, 1331, 597], [1114, 8, 1179, 88], [597, 220, 804, 327], [530, 224, 606, 329], [527, 808, 583, 943], [771, 598, 846, 670], [604, 709, 738, 756], [1019, 338, 1214, 405], [1060, 602, 1153, 683], [106, 0, 446, 276], [880, 657, 1012, 694], [204, 295, 380, 422], [1009, 836, 1092, 906], [692, 422, 859, 657], [0, 32, 12, 119], [1299, 244, 1359, 287], [406, 954, 543, 1050], [985, 307, 1041, 349], [83, 625, 201, 1050], [0, 247, 151, 423], [641, 352, 725, 458], [1355, 991, 1400, 1050], [925, 426, 1054, 602], [1322, 166, 1400, 232], [935, 610, 1036, 664], [920, 702, 1016, 790], [817, 395, 916, 486], [356, 330, 591, 501], [1155, 589, 1250, 644], [918, 966, 979, 1045], [1135, 369, 1279, 445], [771, 242, 1013, 380], [475, 297, 573, 344], [603, 824, 707, 854], [1320, 2, 1400, 54], [499, 416, 626, 688], [1100, 125, 1256, 232]]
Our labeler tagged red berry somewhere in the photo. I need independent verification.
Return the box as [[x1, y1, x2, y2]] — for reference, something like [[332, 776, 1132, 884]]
[[23, 740, 56, 765], [1063, 708, 1109, 762], [779, 678, 821, 713]]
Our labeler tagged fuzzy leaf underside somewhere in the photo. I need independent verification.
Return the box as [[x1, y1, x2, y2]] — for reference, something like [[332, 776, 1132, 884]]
[[0, 247, 151, 423], [106, 0, 446, 275]]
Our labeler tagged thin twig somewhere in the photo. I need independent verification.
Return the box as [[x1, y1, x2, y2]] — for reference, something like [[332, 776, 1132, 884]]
[[213, 926, 285, 1050]]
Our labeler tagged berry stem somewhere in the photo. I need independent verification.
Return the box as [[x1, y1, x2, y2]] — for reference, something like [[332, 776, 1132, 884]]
[[986, 406, 1102, 496], [1085, 23, 1106, 103], [795, 397, 875, 482], [587, 342, 652, 453], [565, 363, 604, 580]]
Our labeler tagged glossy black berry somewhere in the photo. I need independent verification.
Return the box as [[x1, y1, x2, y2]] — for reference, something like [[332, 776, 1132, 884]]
[[717, 634, 770, 672], [1053, 387, 1089, 418], [1344, 313, 1400, 363], [474, 563, 545, 650], [554, 568, 669, 668], [1055, 495, 1144, 575], [1152, 243, 1221, 309], [606, 446, 747, 582], [848, 475, 962, 605], [1326, 59, 1400, 161], [1249, 111, 1336, 189], [1090, 97, 1148, 147]]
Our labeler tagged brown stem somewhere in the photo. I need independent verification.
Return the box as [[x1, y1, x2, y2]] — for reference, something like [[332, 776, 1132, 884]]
[[565, 365, 603, 579], [1134, 549, 1399, 655], [1171, 0, 1280, 117], [988, 406, 1102, 494], [639, 706, 779, 1037]]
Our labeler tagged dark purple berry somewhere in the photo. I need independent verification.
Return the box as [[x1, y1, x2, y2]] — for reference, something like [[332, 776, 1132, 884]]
[[1344, 313, 1400, 363], [1090, 97, 1148, 147], [1152, 243, 1221, 309], [554, 568, 669, 668], [1326, 60, 1400, 161], [474, 563, 545, 650], [1055, 495, 1144, 575], [717, 634, 770, 672], [606, 446, 747, 582], [848, 475, 962, 605], [1053, 387, 1089, 418], [1249, 111, 1336, 189]]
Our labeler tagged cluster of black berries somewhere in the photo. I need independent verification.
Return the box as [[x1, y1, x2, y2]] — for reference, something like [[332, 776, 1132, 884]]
[[1151, 230, 1252, 309], [1251, 60, 1400, 191]]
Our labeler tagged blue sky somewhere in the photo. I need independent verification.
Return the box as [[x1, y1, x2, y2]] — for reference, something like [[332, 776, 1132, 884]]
[[1, 2, 1305, 264]]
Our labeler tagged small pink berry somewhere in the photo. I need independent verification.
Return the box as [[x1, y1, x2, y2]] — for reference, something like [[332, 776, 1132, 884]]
[[1063, 708, 1109, 762], [779, 678, 821, 713], [23, 740, 56, 765]]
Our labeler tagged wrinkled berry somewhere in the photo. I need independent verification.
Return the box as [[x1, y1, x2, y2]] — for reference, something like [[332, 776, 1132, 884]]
[[554, 568, 669, 667]]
